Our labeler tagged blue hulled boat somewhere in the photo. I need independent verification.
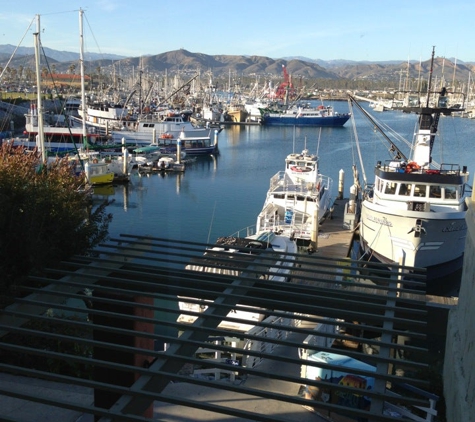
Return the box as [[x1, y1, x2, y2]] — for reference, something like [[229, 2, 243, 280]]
[[259, 104, 350, 127]]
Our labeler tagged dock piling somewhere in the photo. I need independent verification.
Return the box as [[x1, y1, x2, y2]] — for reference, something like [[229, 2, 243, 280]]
[[338, 169, 345, 199]]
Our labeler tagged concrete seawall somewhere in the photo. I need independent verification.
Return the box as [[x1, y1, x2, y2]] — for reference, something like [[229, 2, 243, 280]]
[[444, 178, 475, 422]]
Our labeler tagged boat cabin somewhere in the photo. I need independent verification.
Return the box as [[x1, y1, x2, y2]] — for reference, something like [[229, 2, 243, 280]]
[[285, 152, 317, 173], [372, 160, 469, 211]]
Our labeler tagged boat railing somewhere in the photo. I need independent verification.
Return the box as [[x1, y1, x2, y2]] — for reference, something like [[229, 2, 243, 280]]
[[380, 159, 465, 176], [380, 160, 407, 172], [319, 175, 333, 194], [229, 225, 256, 238], [439, 163, 463, 176], [270, 171, 325, 193], [269, 171, 286, 190]]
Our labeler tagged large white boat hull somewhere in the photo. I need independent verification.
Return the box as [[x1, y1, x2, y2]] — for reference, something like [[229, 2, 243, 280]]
[[359, 200, 467, 272]]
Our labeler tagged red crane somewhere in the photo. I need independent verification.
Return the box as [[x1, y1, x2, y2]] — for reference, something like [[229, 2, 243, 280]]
[[274, 65, 296, 101]]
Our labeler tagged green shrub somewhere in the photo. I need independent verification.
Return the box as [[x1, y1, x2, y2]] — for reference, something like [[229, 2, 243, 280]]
[[0, 143, 112, 300]]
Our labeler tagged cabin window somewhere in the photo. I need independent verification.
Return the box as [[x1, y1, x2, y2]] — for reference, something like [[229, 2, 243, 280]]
[[408, 95, 419, 107], [438, 96, 448, 108], [444, 186, 457, 199], [384, 182, 397, 195], [429, 186, 442, 198], [398, 183, 412, 196], [414, 184, 427, 197]]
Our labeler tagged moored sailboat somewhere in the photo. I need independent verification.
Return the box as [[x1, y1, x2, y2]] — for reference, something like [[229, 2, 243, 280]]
[[14, 12, 114, 155]]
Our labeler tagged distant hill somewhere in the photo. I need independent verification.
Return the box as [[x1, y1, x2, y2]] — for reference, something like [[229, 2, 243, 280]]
[[0, 44, 125, 63], [1, 46, 474, 84], [282, 56, 413, 68], [113, 50, 340, 79], [283, 56, 472, 68]]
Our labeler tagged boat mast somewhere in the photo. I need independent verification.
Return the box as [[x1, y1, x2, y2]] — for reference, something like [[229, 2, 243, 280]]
[[79, 8, 87, 149], [161, 74, 199, 105], [425, 47, 435, 108], [420, 46, 444, 158], [138, 64, 143, 115], [33, 14, 45, 162]]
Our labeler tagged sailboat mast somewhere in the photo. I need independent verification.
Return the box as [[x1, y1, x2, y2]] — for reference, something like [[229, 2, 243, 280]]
[[426, 47, 435, 107], [452, 57, 457, 91], [466, 72, 471, 109], [79, 8, 87, 148], [34, 14, 45, 162]]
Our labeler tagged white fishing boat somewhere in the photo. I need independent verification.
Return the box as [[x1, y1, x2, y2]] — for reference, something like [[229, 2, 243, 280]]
[[74, 99, 137, 132], [19, 103, 109, 153], [178, 231, 297, 332], [109, 112, 215, 146], [350, 47, 470, 281], [255, 144, 333, 252]]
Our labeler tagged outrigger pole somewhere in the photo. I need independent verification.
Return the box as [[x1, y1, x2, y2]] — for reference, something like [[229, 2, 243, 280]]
[[348, 94, 408, 161]]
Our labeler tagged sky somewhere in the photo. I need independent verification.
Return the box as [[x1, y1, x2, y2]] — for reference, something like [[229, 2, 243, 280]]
[[1, 0, 474, 63]]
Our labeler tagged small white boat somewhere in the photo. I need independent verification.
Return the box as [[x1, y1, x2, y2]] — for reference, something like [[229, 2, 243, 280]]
[[156, 152, 186, 172], [255, 146, 333, 251], [131, 145, 162, 168], [68, 152, 115, 185], [84, 161, 115, 185]]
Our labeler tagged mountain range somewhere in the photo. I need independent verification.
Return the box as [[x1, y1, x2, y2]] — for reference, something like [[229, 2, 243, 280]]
[[1, 45, 474, 85]]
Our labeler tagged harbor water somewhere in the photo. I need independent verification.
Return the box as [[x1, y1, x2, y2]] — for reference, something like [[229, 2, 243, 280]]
[[96, 100, 475, 293]]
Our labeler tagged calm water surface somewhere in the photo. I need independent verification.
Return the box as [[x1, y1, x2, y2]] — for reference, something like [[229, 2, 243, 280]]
[[98, 101, 475, 247]]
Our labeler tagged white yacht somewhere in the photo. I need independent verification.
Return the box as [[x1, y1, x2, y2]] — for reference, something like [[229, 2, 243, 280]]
[[255, 147, 333, 252]]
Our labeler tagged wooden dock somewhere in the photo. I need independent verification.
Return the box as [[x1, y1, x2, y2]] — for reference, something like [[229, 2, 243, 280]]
[[293, 197, 458, 308], [315, 198, 356, 258]]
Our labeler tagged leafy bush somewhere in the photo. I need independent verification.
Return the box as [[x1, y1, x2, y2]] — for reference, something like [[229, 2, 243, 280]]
[[0, 143, 112, 300]]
